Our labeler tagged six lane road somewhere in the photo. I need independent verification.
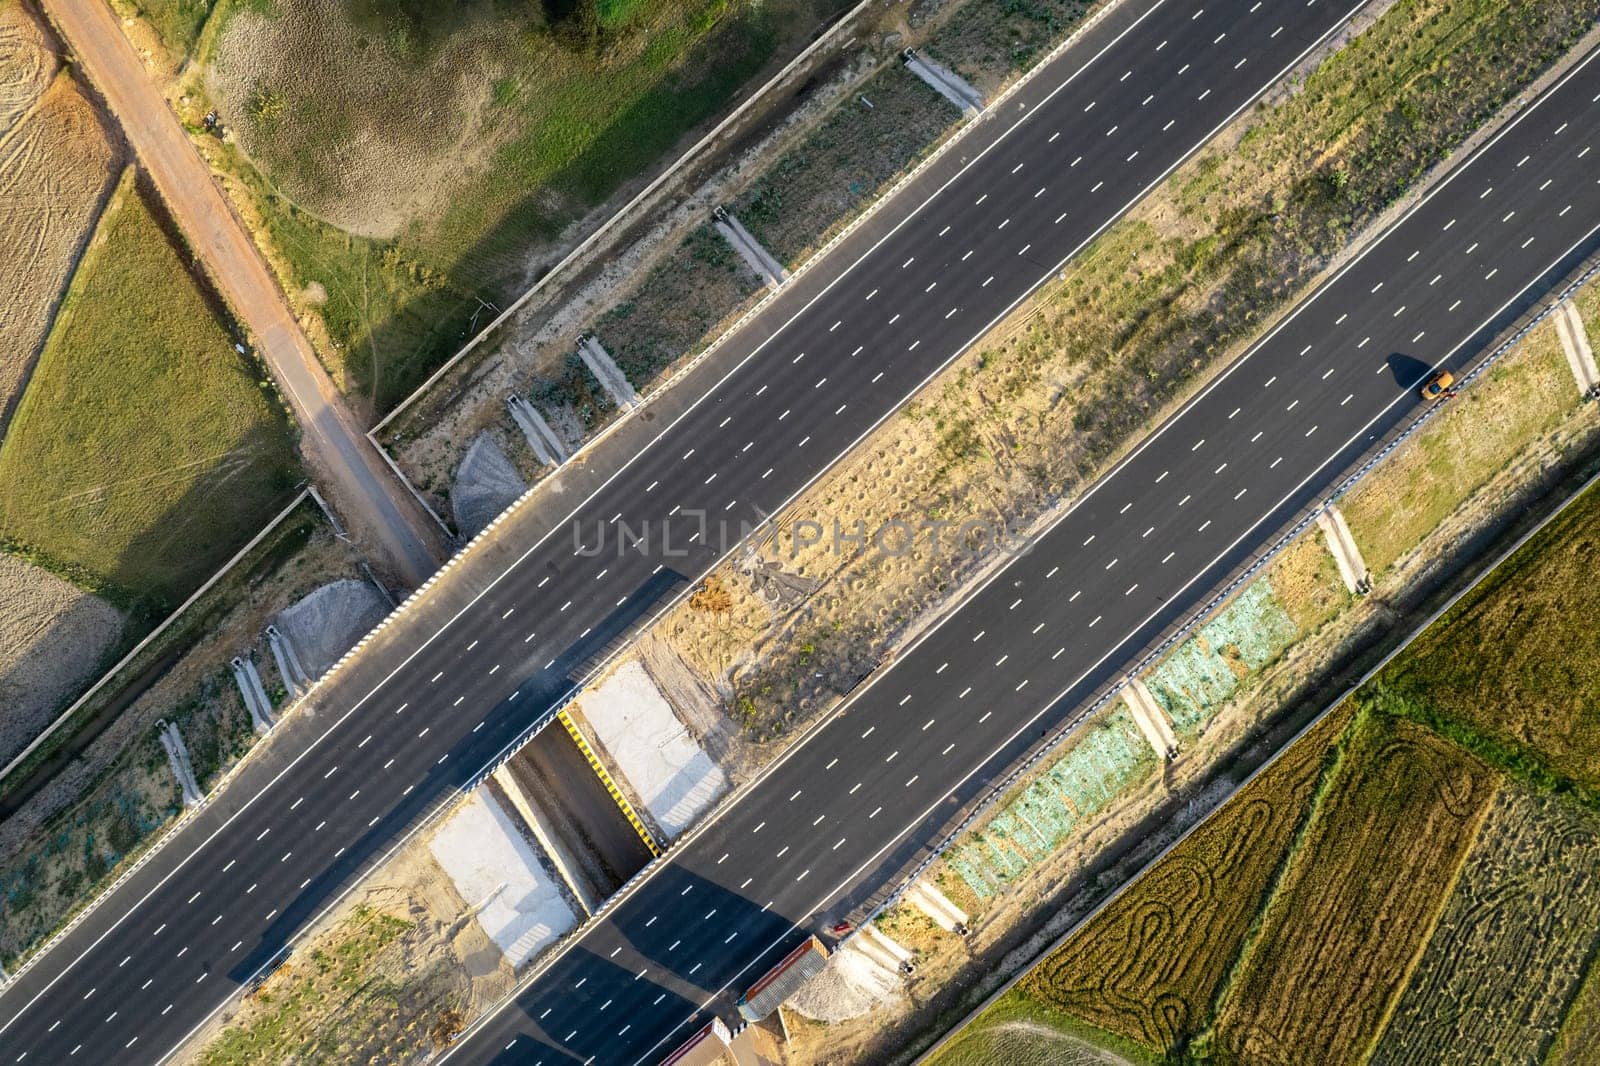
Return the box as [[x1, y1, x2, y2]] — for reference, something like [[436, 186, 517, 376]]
[[450, 37, 1600, 1066], [2, 0, 1540, 1062]]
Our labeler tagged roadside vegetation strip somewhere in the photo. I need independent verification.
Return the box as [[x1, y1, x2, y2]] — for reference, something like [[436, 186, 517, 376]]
[[191, 905, 464, 1066], [998, 703, 1355, 1061], [1205, 714, 1497, 1063], [1339, 319, 1586, 575], [0, 170, 300, 615], [698, 0, 1600, 747], [0, 497, 340, 973], [174, 0, 849, 409]]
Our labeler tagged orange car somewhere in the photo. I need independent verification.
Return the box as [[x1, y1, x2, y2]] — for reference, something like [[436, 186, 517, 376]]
[[1420, 369, 1455, 401]]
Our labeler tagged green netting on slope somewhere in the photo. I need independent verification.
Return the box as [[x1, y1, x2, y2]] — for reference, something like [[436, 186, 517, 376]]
[[946, 709, 1155, 900], [1145, 578, 1298, 735]]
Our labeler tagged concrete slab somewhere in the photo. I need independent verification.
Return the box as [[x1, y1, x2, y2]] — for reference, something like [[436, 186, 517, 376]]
[[428, 787, 578, 969], [488, 770, 599, 916], [1122, 677, 1179, 758], [903, 50, 983, 115], [1317, 504, 1371, 595], [577, 661, 729, 839], [229, 656, 274, 734], [579, 335, 640, 410], [1554, 299, 1600, 397], [714, 208, 788, 288], [157, 722, 201, 806], [908, 879, 967, 933], [264, 624, 308, 697], [506, 394, 568, 467]]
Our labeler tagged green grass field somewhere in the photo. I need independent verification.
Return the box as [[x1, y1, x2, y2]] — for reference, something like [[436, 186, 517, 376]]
[[185, 0, 845, 411], [0, 174, 300, 615]]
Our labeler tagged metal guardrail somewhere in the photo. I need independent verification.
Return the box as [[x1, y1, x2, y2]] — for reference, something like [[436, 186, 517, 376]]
[[872, 247, 1600, 925]]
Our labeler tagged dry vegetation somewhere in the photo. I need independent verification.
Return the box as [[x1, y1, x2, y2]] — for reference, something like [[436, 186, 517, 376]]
[[926, 0, 1091, 99], [732, 61, 959, 268], [649, 0, 1600, 745], [0, 171, 301, 614], [1358, 472, 1600, 800], [1371, 786, 1600, 1064], [1341, 326, 1582, 574], [1009, 705, 1353, 1059], [1206, 715, 1495, 1064], [186, 830, 515, 1065], [0, 8, 121, 430]]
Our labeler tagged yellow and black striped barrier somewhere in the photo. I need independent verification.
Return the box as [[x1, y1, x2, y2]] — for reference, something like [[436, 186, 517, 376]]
[[556, 709, 662, 857]]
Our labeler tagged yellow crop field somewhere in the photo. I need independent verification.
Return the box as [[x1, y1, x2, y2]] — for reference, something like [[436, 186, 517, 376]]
[[1208, 715, 1496, 1064], [1011, 705, 1353, 1057]]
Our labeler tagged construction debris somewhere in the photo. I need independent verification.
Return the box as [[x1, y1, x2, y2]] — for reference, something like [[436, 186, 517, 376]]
[[451, 431, 528, 538], [274, 579, 389, 680]]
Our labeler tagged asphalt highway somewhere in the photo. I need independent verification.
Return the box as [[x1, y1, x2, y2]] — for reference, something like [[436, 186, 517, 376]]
[[448, 38, 1600, 1066], [0, 0, 1499, 1060]]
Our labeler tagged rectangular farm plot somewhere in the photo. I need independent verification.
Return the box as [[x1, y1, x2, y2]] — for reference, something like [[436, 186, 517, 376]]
[[576, 660, 728, 839], [0, 173, 300, 610], [1368, 480, 1600, 795], [1371, 786, 1600, 1065], [0, 73, 121, 428], [1015, 703, 1353, 1058], [1210, 714, 1497, 1065]]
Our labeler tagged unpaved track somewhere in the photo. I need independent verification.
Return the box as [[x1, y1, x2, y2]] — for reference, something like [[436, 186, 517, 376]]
[[38, 0, 445, 588]]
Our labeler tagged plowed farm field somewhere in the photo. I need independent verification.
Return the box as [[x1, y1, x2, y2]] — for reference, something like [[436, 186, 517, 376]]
[[0, 5, 120, 429], [1209, 714, 1496, 1064], [1370, 786, 1600, 1064], [1012, 705, 1353, 1058]]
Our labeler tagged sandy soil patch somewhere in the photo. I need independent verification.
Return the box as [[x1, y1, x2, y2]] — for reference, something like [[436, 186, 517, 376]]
[[0, 0, 57, 137], [428, 788, 577, 969], [0, 72, 121, 428], [0, 552, 125, 766], [185, 842, 515, 1066]]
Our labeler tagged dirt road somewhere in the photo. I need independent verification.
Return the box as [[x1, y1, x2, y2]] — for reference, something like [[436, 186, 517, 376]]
[[39, 0, 446, 588]]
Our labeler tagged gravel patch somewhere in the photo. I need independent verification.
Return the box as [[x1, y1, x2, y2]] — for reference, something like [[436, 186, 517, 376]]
[[274, 577, 388, 680], [451, 430, 527, 539]]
